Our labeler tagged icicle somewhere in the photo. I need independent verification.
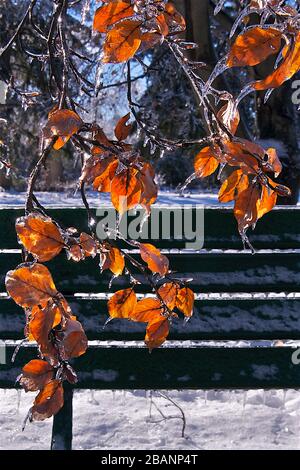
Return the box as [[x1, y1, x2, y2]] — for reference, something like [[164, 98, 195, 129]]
[[149, 140, 157, 155], [109, 274, 117, 289], [242, 390, 248, 410], [234, 83, 255, 113], [205, 57, 228, 92], [138, 210, 150, 235], [16, 389, 21, 413], [214, 0, 226, 15], [81, 0, 91, 25], [263, 390, 267, 405], [217, 163, 226, 181], [264, 88, 274, 104], [158, 149, 165, 159], [112, 390, 116, 401], [230, 8, 258, 38], [204, 390, 207, 405], [282, 390, 287, 409], [143, 136, 150, 148]]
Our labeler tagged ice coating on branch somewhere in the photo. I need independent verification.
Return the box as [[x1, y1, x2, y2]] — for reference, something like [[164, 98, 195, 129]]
[[204, 57, 228, 92], [81, 0, 91, 25], [214, 0, 226, 15]]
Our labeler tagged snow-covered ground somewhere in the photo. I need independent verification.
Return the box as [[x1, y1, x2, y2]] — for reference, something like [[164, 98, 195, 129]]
[[0, 189, 221, 207], [1, 388, 300, 450]]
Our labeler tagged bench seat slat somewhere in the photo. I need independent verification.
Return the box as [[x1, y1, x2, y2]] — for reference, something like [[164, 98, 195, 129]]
[[0, 251, 299, 294], [1, 344, 300, 389], [0, 207, 299, 250], [1, 297, 300, 341]]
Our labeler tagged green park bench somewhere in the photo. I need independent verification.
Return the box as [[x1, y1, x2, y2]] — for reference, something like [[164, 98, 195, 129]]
[[0, 205, 299, 449]]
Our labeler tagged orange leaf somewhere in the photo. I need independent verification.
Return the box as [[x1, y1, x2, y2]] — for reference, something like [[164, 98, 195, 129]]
[[227, 27, 282, 67], [140, 243, 169, 276], [256, 185, 277, 219], [29, 301, 62, 349], [101, 245, 125, 276], [103, 20, 142, 63], [218, 169, 247, 203], [138, 162, 158, 212], [194, 147, 219, 178], [176, 287, 194, 318], [111, 167, 142, 214], [254, 32, 300, 90], [108, 288, 137, 319], [93, 1, 134, 33], [19, 359, 53, 392], [131, 298, 163, 323], [5, 263, 58, 308], [43, 109, 82, 150], [145, 317, 169, 352], [16, 214, 64, 262], [115, 113, 132, 141], [158, 282, 179, 310], [234, 184, 261, 233], [31, 380, 64, 421]]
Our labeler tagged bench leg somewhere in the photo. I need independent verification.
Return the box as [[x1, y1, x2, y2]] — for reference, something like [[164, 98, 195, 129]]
[[51, 384, 73, 450]]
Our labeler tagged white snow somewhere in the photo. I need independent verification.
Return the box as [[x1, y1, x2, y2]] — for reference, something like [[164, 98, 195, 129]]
[[1, 388, 300, 449], [0, 190, 221, 207]]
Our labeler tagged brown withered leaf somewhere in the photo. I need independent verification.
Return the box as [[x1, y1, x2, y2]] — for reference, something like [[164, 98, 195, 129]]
[[19, 359, 53, 392], [80, 233, 98, 258], [227, 27, 282, 67], [158, 282, 179, 310], [67, 242, 84, 262], [16, 214, 64, 262], [145, 317, 169, 352], [5, 263, 58, 308], [103, 20, 142, 63], [163, 3, 186, 34], [115, 113, 132, 141], [111, 167, 142, 214], [30, 380, 64, 421], [93, 1, 134, 33], [176, 287, 194, 318], [194, 147, 219, 178], [43, 109, 82, 150], [108, 288, 137, 319], [234, 184, 261, 234], [131, 298, 163, 323], [140, 243, 169, 276], [57, 318, 88, 361], [101, 245, 125, 276], [223, 139, 263, 174]]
